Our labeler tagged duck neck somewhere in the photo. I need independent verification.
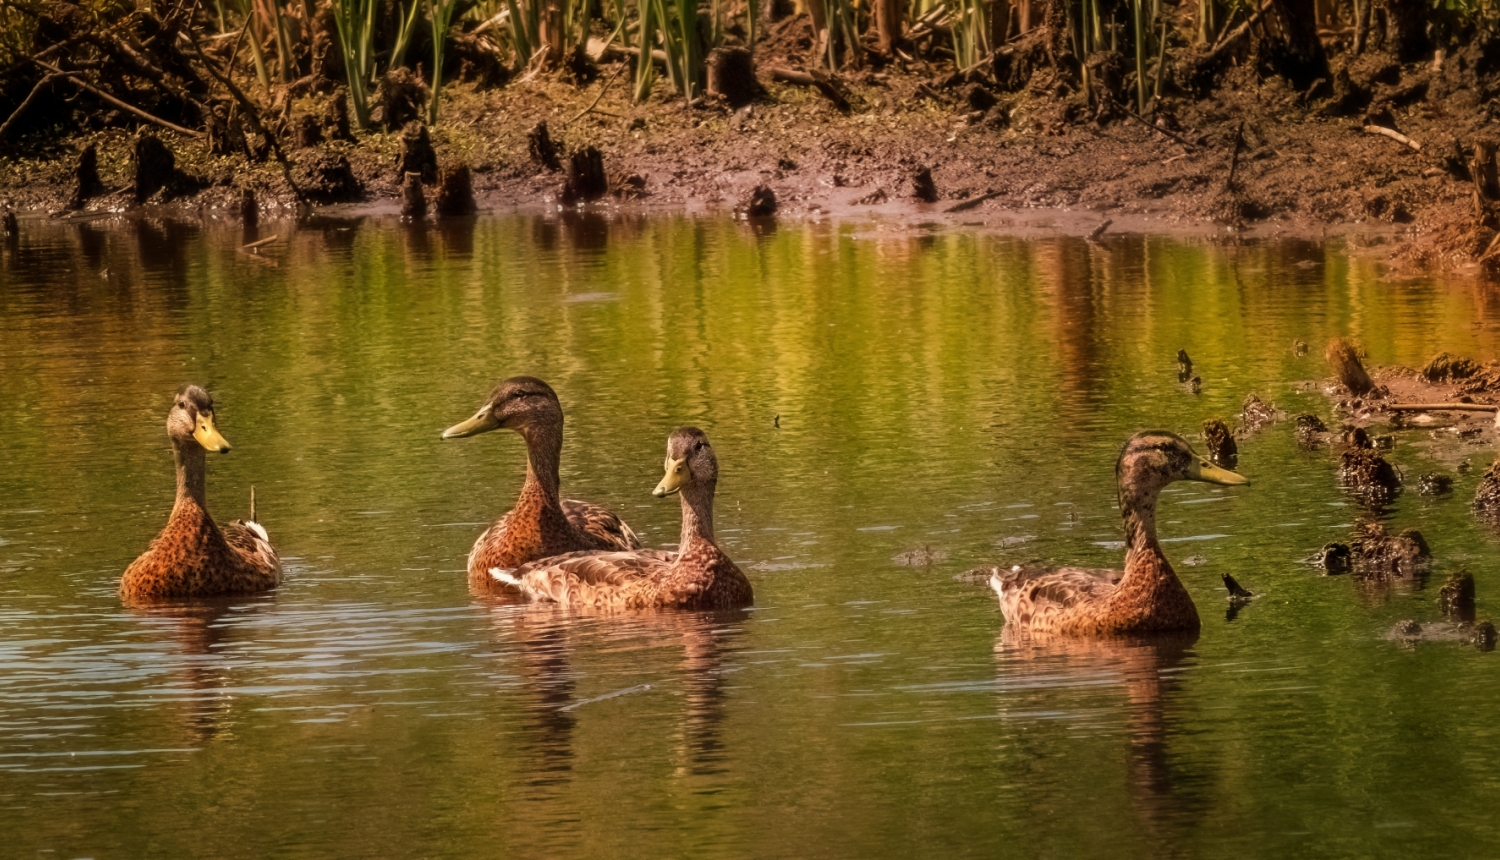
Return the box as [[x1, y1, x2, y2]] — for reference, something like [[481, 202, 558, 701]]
[[677, 480, 717, 556], [518, 421, 564, 510], [174, 443, 207, 510], [1120, 483, 1172, 582]]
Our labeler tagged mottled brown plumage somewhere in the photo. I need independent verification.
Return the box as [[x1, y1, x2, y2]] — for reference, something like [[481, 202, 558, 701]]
[[990, 432, 1249, 637], [493, 427, 753, 611], [443, 376, 640, 595], [119, 386, 281, 603]]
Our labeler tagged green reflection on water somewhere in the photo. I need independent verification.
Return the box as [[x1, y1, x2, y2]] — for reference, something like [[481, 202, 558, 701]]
[[2, 214, 1500, 859]]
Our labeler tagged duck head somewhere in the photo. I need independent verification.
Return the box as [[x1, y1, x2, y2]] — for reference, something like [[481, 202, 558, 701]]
[[653, 427, 718, 498], [168, 385, 231, 454], [1117, 430, 1248, 510], [442, 376, 562, 441]]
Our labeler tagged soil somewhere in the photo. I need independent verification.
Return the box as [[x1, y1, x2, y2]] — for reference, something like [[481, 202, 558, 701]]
[[4, 15, 1500, 272]]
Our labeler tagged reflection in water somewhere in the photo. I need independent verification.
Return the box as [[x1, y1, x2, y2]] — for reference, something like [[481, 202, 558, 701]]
[[997, 631, 1202, 855], [128, 597, 270, 744]]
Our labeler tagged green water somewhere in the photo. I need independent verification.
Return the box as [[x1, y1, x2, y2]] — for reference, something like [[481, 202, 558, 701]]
[[3, 214, 1500, 858]]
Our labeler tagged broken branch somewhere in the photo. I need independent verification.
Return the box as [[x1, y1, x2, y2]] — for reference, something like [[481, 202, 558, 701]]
[[1363, 124, 1422, 152], [31, 59, 205, 139]]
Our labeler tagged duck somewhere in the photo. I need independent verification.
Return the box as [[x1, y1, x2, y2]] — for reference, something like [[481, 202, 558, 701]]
[[442, 376, 640, 594], [989, 431, 1249, 636], [490, 427, 753, 610], [119, 385, 281, 602]]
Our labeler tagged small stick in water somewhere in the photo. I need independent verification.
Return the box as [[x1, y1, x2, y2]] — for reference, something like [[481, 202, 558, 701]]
[[1222, 573, 1254, 599], [1177, 349, 1193, 382], [250, 485, 257, 522], [1325, 338, 1374, 396]]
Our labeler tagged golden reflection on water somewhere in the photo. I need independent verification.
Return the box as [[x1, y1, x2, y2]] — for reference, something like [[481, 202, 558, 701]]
[[3, 213, 1500, 858]]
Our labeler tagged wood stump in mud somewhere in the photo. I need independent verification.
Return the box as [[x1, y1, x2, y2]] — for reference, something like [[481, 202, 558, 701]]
[[707, 47, 758, 108], [1349, 520, 1430, 578], [1340, 448, 1401, 506], [910, 167, 937, 203], [1474, 459, 1500, 521], [133, 134, 176, 203], [324, 89, 353, 141], [561, 147, 608, 204], [68, 144, 106, 209], [1326, 338, 1375, 396], [1294, 414, 1329, 449], [376, 69, 427, 129], [3, 211, 18, 237], [528, 122, 562, 172], [296, 151, 364, 204], [739, 185, 778, 217], [401, 172, 426, 218], [398, 122, 439, 184], [1439, 571, 1477, 621], [1421, 352, 1480, 383], [435, 164, 477, 217], [1202, 419, 1237, 468]]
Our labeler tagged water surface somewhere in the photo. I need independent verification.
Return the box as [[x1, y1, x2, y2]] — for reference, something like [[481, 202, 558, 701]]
[[3, 214, 1500, 858]]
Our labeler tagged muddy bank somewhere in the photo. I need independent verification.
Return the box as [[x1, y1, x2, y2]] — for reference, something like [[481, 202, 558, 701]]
[[4, 14, 1500, 269]]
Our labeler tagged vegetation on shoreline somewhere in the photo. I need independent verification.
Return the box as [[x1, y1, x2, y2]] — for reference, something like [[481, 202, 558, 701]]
[[4, 0, 1500, 270]]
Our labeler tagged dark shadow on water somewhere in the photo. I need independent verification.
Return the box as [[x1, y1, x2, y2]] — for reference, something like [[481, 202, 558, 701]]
[[436, 216, 477, 258]]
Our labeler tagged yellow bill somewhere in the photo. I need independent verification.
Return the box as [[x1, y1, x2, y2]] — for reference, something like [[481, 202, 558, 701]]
[[1187, 457, 1250, 486], [193, 411, 231, 453], [653, 457, 687, 497], [442, 408, 501, 439]]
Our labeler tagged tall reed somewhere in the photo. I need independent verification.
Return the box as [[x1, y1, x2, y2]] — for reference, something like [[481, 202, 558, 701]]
[[428, 0, 462, 123], [331, 0, 377, 128]]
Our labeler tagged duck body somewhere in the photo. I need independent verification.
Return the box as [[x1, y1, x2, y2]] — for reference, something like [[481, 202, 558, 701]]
[[991, 431, 1248, 638], [120, 386, 281, 603], [494, 427, 753, 611], [444, 377, 639, 595]]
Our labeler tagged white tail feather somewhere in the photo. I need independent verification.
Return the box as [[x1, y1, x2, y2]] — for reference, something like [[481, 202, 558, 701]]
[[246, 521, 270, 542], [489, 568, 521, 587]]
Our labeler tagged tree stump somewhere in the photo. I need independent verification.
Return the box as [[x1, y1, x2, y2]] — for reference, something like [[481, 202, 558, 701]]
[[910, 167, 937, 203], [1326, 338, 1374, 396], [739, 184, 778, 217], [398, 122, 438, 184], [435, 163, 477, 216], [707, 47, 758, 107], [133, 134, 176, 203], [68, 144, 106, 209], [561, 147, 608, 204], [401, 172, 427, 218]]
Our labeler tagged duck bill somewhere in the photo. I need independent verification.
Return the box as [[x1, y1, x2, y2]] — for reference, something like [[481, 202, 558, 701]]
[[442, 408, 500, 439], [193, 412, 231, 453], [653, 457, 686, 497], [1188, 458, 1250, 486]]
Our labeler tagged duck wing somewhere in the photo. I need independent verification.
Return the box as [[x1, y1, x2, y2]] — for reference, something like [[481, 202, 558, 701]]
[[222, 519, 283, 588], [562, 499, 641, 551], [502, 549, 676, 607], [991, 565, 1121, 630]]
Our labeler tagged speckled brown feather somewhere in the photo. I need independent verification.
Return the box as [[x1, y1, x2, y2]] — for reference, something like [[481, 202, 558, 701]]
[[991, 432, 1243, 637], [120, 386, 281, 603], [495, 428, 753, 611], [452, 378, 639, 595]]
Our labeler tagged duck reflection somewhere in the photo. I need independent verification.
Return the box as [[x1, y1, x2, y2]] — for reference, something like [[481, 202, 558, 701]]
[[482, 604, 747, 793], [996, 630, 1203, 852], [126, 596, 270, 743]]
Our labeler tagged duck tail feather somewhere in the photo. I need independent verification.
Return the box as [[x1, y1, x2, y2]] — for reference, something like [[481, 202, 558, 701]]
[[490, 568, 521, 588]]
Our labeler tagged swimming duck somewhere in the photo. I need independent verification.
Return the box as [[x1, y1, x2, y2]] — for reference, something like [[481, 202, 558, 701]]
[[491, 427, 753, 610], [443, 376, 640, 594], [990, 431, 1249, 636], [119, 386, 281, 602]]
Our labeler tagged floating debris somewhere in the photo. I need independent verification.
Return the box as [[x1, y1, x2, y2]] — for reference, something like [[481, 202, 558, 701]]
[[1418, 473, 1454, 496], [1238, 394, 1283, 434], [1291, 339, 1309, 356], [1202, 418, 1237, 467], [1340, 448, 1401, 505], [892, 545, 948, 566], [1469, 621, 1498, 652], [1222, 573, 1254, 599], [1312, 542, 1352, 574], [1438, 570, 1476, 621], [1350, 520, 1430, 578], [1474, 459, 1500, 521], [1177, 349, 1193, 383], [1294, 413, 1330, 448]]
